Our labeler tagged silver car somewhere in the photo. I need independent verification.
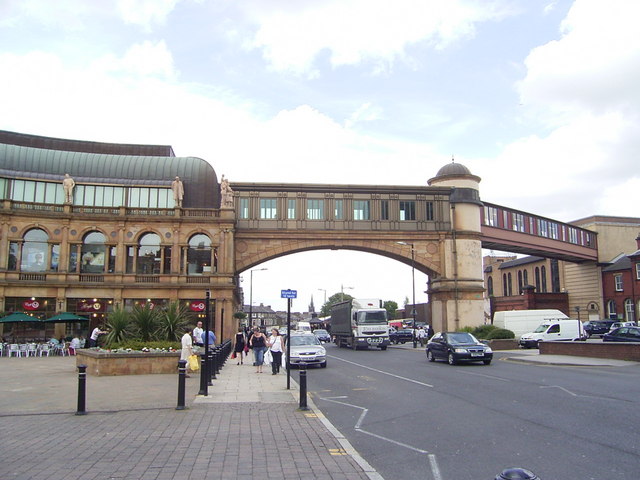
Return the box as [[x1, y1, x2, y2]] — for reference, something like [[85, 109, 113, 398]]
[[288, 333, 327, 368]]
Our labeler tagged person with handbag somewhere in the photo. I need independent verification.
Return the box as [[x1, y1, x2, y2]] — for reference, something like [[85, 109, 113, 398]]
[[233, 327, 246, 365], [181, 327, 195, 378], [249, 326, 267, 373], [267, 328, 284, 375]]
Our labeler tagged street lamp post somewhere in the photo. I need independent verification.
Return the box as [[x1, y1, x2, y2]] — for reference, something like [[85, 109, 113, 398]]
[[397, 242, 417, 348], [340, 284, 354, 301], [248, 268, 267, 329], [318, 288, 327, 304]]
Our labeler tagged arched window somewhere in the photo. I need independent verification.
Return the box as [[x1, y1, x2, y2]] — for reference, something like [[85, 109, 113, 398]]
[[69, 231, 115, 274], [186, 234, 216, 274], [127, 233, 171, 274], [535, 267, 541, 292], [502, 274, 507, 296], [607, 300, 617, 319], [517, 271, 523, 294], [19, 228, 59, 272], [624, 299, 635, 322], [523, 270, 528, 287], [507, 272, 513, 296], [541, 266, 547, 293], [487, 276, 494, 297]]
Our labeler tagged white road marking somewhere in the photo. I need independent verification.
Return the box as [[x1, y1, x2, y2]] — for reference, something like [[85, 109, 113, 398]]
[[320, 395, 443, 478], [327, 355, 434, 388]]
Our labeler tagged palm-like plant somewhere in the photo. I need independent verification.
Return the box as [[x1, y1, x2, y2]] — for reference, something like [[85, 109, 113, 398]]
[[104, 308, 132, 347], [157, 301, 192, 342], [130, 303, 159, 342]]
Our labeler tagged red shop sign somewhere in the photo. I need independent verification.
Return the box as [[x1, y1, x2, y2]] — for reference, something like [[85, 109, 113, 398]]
[[190, 301, 206, 312], [23, 300, 41, 311], [77, 300, 104, 312]]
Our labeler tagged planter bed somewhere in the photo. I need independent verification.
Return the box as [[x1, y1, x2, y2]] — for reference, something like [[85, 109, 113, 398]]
[[76, 349, 181, 376]]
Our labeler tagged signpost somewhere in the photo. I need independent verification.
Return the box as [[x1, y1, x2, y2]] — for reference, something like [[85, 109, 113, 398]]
[[281, 289, 297, 390]]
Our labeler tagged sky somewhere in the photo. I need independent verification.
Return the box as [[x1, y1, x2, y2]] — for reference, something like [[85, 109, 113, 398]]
[[1, 0, 639, 313]]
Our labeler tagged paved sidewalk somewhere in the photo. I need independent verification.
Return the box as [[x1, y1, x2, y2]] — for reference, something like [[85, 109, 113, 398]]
[[0, 355, 380, 480]]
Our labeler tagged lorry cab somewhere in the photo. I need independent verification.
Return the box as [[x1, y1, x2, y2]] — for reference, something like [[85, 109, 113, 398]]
[[519, 320, 586, 348]]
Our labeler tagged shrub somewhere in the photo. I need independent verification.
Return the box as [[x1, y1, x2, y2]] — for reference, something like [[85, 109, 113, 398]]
[[130, 304, 160, 342], [485, 328, 515, 340], [473, 324, 498, 339], [104, 308, 133, 347], [157, 301, 192, 342], [458, 326, 475, 334]]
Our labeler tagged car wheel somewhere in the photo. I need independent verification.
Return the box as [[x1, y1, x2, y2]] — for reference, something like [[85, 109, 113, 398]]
[[320, 361, 327, 368], [427, 350, 435, 362], [400, 341, 406, 344], [448, 353, 457, 365], [483, 359, 492, 365], [380, 346, 387, 351]]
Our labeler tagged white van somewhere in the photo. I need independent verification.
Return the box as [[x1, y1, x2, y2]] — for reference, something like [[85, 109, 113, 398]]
[[493, 309, 568, 338], [519, 320, 586, 348], [296, 321, 312, 332]]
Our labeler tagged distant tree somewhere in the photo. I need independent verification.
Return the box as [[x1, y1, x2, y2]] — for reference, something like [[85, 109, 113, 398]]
[[403, 296, 409, 307], [383, 300, 398, 319], [320, 292, 355, 317]]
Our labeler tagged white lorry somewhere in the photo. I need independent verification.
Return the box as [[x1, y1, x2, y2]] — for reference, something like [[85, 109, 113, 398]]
[[492, 309, 568, 338], [519, 319, 586, 348], [331, 298, 390, 350]]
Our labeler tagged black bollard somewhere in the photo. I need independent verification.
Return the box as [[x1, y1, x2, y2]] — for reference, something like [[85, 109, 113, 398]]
[[298, 362, 309, 411], [76, 364, 87, 415], [208, 348, 215, 383], [215, 346, 222, 374], [198, 353, 208, 396], [176, 359, 187, 410]]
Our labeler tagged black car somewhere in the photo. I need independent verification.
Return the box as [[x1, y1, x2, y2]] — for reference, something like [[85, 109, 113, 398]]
[[584, 320, 616, 337], [426, 332, 493, 365], [603, 326, 640, 342], [313, 329, 331, 343], [389, 329, 414, 344]]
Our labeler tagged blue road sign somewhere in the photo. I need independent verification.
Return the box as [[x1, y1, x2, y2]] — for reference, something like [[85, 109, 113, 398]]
[[281, 289, 297, 299]]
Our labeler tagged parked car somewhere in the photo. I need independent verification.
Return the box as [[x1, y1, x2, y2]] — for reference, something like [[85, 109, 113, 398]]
[[583, 320, 615, 337], [313, 329, 331, 343], [389, 328, 414, 344], [609, 321, 636, 331], [288, 332, 327, 368], [603, 326, 640, 342], [426, 332, 493, 365]]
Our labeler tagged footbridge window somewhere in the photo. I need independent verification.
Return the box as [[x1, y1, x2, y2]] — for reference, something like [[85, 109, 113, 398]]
[[260, 198, 277, 219], [307, 199, 324, 220], [400, 201, 416, 221], [353, 200, 370, 220]]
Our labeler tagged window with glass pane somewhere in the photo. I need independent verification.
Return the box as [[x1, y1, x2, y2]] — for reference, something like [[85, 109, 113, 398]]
[[51, 245, 60, 272], [288, 199, 296, 219], [426, 201, 434, 221], [0, 178, 6, 199], [335, 200, 343, 220], [239, 198, 249, 219], [615, 274, 623, 291], [260, 198, 277, 219], [81, 232, 107, 273], [353, 200, 370, 220], [307, 199, 324, 220], [21, 228, 48, 272], [34, 182, 46, 203], [158, 189, 170, 208], [399, 201, 415, 221], [187, 234, 212, 275], [537, 218, 549, 237], [381, 200, 389, 220], [136, 233, 162, 274], [512, 213, 525, 232], [484, 206, 498, 226]]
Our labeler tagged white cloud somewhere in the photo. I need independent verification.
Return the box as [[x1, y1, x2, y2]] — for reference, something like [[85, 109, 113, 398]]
[[242, 0, 510, 76], [116, 0, 181, 30], [93, 40, 177, 79]]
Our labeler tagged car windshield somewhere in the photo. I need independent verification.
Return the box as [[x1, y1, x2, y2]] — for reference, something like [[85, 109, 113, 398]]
[[447, 332, 478, 344], [356, 310, 388, 324], [290, 335, 321, 346], [534, 324, 550, 333], [314, 330, 328, 335]]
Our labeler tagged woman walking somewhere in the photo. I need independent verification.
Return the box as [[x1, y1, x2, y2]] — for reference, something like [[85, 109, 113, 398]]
[[249, 326, 267, 373], [233, 327, 246, 365], [267, 328, 284, 375]]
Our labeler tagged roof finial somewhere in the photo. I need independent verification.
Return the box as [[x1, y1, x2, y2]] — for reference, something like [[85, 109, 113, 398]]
[[451, 155, 455, 163]]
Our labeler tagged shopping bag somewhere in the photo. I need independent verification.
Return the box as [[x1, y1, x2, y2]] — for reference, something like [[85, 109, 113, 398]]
[[281, 353, 286, 368], [243, 345, 249, 354], [188, 354, 200, 371], [231, 351, 236, 359], [264, 349, 272, 366]]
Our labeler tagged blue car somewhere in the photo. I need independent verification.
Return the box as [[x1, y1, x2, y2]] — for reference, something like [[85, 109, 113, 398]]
[[603, 326, 640, 342], [313, 329, 331, 343]]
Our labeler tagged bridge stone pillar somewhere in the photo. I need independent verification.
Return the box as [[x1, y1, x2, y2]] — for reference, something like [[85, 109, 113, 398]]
[[427, 163, 485, 332]]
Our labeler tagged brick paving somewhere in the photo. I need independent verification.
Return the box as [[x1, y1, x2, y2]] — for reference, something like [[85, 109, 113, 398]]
[[0, 356, 379, 480]]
